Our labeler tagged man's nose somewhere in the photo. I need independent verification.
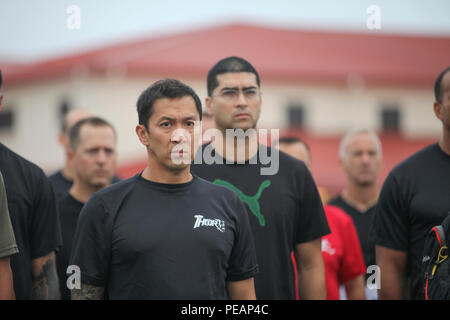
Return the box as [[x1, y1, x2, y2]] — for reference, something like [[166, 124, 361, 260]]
[[96, 150, 108, 163], [236, 91, 248, 107], [171, 128, 190, 143]]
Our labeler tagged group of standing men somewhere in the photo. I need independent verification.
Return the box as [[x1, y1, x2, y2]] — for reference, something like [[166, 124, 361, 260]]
[[0, 58, 449, 300]]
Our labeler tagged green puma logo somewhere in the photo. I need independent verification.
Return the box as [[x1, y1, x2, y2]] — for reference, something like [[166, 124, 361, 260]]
[[213, 179, 271, 227]]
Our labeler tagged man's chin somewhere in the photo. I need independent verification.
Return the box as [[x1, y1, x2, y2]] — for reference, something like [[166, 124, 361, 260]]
[[90, 179, 111, 190]]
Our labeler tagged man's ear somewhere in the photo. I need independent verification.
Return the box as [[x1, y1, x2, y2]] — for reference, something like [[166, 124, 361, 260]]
[[434, 101, 443, 121], [205, 96, 213, 115], [136, 124, 150, 146], [58, 133, 68, 149], [66, 147, 74, 165]]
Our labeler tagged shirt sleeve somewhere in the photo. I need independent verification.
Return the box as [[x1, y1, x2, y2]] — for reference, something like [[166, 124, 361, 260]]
[[0, 171, 18, 258], [294, 164, 331, 244], [373, 171, 409, 252], [69, 195, 112, 287], [226, 193, 259, 282], [29, 169, 63, 259], [338, 211, 367, 284]]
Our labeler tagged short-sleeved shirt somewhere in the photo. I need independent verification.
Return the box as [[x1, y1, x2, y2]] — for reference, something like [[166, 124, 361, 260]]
[[0, 143, 63, 299], [191, 144, 330, 299], [373, 143, 450, 299], [48, 170, 121, 202], [70, 174, 258, 299], [321, 205, 367, 300], [56, 194, 84, 300], [0, 171, 18, 259], [329, 195, 377, 270]]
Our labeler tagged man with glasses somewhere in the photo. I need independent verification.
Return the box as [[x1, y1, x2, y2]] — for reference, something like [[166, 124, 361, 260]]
[[192, 56, 330, 300]]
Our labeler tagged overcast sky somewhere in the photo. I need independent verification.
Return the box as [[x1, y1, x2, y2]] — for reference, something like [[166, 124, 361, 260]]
[[1, 0, 449, 62]]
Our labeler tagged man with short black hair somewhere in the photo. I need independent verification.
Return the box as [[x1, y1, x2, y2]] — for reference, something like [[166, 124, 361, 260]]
[[192, 57, 330, 300], [374, 66, 450, 299], [70, 78, 258, 300], [56, 117, 117, 300], [0, 69, 62, 300]]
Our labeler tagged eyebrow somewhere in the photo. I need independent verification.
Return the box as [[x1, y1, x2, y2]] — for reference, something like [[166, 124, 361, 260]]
[[157, 115, 198, 122], [220, 86, 258, 92]]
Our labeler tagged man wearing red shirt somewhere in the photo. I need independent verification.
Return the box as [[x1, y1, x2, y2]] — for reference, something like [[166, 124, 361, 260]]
[[276, 136, 367, 299]]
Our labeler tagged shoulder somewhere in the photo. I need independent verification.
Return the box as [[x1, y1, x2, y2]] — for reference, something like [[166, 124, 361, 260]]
[[193, 175, 241, 200], [266, 145, 309, 173], [389, 143, 439, 177], [324, 205, 352, 224], [92, 176, 137, 203], [0, 144, 46, 177], [48, 170, 63, 182]]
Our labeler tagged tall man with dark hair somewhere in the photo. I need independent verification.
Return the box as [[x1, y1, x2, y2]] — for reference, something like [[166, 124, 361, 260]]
[[191, 57, 330, 299], [0, 69, 62, 299], [374, 66, 450, 299], [70, 78, 258, 300], [56, 117, 117, 300]]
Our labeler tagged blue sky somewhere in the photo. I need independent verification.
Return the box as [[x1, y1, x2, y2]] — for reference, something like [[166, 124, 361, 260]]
[[1, 0, 449, 62]]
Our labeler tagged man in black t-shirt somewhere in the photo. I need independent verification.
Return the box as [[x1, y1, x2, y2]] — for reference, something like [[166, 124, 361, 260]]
[[48, 109, 121, 201], [374, 66, 450, 299], [191, 57, 330, 300], [70, 79, 258, 300], [56, 117, 117, 300], [0, 70, 62, 299], [328, 128, 382, 300]]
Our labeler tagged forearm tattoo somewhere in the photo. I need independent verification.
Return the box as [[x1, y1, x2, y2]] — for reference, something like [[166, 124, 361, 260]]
[[71, 283, 105, 300], [31, 258, 60, 300]]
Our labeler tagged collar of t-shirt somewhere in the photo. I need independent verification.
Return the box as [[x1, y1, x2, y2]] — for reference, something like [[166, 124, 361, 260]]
[[135, 172, 196, 193]]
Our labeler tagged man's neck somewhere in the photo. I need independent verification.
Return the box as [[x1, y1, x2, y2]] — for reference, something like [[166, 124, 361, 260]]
[[341, 182, 378, 213], [142, 165, 193, 185], [211, 128, 258, 162], [61, 165, 74, 182]]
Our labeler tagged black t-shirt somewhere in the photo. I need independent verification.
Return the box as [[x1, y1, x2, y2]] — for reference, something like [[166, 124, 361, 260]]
[[191, 144, 330, 299], [69, 174, 258, 299], [329, 195, 376, 270], [56, 194, 84, 300], [0, 143, 63, 299], [49, 170, 121, 202], [373, 143, 450, 299]]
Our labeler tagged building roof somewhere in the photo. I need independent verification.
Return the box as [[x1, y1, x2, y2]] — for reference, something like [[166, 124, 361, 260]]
[[3, 23, 450, 87]]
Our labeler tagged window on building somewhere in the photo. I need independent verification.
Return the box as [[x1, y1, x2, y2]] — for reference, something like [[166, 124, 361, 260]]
[[0, 107, 14, 131], [287, 103, 305, 128], [381, 105, 400, 132]]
